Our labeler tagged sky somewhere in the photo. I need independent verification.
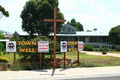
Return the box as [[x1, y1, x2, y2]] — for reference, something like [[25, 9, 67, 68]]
[[1, 0, 120, 34]]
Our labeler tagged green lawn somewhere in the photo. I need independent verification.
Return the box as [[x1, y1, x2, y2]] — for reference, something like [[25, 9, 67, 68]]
[[1, 51, 120, 67], [108, 50, 120, 54], [56, 52, 120, 67]]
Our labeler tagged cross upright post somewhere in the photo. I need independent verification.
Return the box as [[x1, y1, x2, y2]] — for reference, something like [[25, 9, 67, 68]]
[[44, 7, 66, 69]]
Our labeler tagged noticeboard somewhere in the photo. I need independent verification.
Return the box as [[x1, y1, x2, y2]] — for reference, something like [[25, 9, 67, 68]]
[[38, 41, 49, 53], [78, 41, 83, 51], [61, 41, 67, 52], [6, 41, 16, 52]]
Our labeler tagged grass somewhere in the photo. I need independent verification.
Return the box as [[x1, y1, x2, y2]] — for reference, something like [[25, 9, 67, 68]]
[[56, 52, 120, 67], [1, 51, 120, 67], [108, 50, 120, 54]]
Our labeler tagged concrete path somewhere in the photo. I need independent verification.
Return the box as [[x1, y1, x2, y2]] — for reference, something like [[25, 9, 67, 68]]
[[81, 51, 120, 58], [1, 66, 120, 80]]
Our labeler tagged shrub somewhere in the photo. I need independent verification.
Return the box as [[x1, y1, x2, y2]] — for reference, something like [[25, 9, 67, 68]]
[[12, 61, 23, 71], [99, 47, 108, 51], [0, 43, 3, 51], [56, 43, 60, 52], [99, 47, 103, 51], [0, 52, 2, 56], [83, 45, 93, 51], [0, 56, 9, 63], [115, 45, 120, 51], [103, 47, 108, 51]]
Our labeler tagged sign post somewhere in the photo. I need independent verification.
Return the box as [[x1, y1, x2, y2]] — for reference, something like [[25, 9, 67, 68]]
[[77, 51, 79, 64], [38, 41, 49, 69], [64, 52, 66, 68], [44, 8, 66, 69], [39, 53, 42, 69], [61, 41, 67, 68], [78, 41, 83, 64], [14, 52, 16, 62]]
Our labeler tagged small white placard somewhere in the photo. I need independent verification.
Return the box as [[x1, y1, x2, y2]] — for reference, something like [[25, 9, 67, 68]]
[[61, 41, 67, 52], [38, 41, 49, 53], [78, 41, 83, 51], [6, 41, 16, 52]]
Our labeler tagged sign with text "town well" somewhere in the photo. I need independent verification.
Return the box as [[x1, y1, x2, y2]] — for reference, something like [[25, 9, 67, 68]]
[[17, 41, 37, 53], [67, 41, 78, 52]]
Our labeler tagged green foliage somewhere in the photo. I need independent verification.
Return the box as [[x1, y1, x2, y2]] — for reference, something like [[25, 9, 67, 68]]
[[76, 22, 84, 31], [70, 18, 76, 27], [0, 56, 9, 63], [99, 47, 108, 51], [0, 32, 4, 39], [83, 45, 93, 51], [67, 18, 84, 31], [56, 43, 60, 52], [12, 61, 23, 71], [115, 45, 120, 51], [0, 53, 2, 56], [11, 36, 25, 41], [0, 43, 3, 51], [109, 25, 120, 45], [0, 5, 9, 18], [21, 0, 64, 36]]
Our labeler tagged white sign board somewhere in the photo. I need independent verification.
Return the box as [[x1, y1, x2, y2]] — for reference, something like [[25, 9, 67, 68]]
[[6, 41, 16, 52], [38, 41, 49, 53], [61, 41, 67, 52], [78, 41, 83, 51]]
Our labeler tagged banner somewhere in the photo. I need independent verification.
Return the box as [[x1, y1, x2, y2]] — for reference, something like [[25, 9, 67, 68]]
[[61, 41, 67, 52], [67, 41, 78, 52], [38, 41, 49, 53], [6, 41, 16, 52], [78, 41, 83, 51]]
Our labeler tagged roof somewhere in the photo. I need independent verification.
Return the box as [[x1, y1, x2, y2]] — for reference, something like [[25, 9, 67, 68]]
[[0, 39, 9, 42], [17, 31, 108, 37], [50, 31, 108, 37], [59, 24, 76, 34], [62, 24, 76, 29]]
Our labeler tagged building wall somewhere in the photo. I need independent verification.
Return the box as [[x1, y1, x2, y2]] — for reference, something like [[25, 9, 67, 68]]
[[52, 36, 112, 49]]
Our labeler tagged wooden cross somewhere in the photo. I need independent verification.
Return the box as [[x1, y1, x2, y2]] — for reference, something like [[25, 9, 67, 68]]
[[44, 7, 66, 69]]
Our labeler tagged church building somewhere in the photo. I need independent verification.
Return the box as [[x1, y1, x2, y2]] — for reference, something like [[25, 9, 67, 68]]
[[13, 24, 113, 49]]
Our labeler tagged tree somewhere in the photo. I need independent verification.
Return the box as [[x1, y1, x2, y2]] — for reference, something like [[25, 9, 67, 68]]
[[109, 25, 120, 45], [0, 32, 4, 52], [0, 32, 4, 39], [70, 18, 76, 27], [0, 5, 9, 19], [20, 0, 64, 36], [76, 22, 84, 31], [67, 18, 84, 31], [93, 28, 97, 31]]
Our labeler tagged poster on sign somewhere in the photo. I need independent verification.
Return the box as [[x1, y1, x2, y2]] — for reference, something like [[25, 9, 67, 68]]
[[6, 41, 16, 52], [61, 41, 67, 52], [38, 41, 49, 53], [78, 41, 83, 51]]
